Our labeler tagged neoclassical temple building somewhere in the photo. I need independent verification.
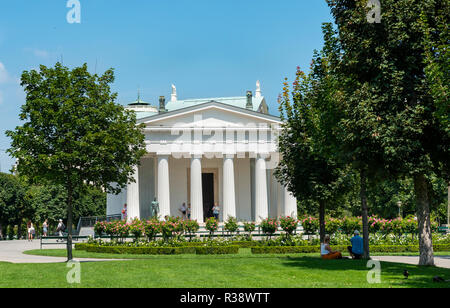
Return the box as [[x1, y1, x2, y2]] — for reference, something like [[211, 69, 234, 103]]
[[107, 82, 297, 223]]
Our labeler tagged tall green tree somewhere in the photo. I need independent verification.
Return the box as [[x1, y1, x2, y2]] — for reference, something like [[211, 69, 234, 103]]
[[276, 61, 349, 243], [326, 0, 449, 265], [421, 1, 450, 226], [7, 63, 146, 260], [0, 173, 29, 239], [27, 183, 106, 231]]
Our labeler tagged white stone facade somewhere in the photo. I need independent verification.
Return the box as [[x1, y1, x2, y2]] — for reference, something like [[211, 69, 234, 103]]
[[107, 92, 297, 223]]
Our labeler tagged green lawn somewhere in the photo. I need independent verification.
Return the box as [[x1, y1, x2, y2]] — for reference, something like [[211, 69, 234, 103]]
[[0, 249, 448, 288]]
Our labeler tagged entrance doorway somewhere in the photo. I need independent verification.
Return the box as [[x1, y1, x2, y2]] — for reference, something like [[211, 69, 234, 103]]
[[187, 168, 218, 221], [202, 173, 214, 220]]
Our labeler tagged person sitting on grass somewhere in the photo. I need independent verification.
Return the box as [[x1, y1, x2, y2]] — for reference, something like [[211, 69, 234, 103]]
[[321, 235, 342, 260], [347, 230, 364, 259]]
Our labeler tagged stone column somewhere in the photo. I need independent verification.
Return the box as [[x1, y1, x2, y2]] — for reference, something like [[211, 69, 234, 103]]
[[190, 156, 204, 223], [127, 164, 140, 220], [223, 156, 236, 221], [255, 155, 268, 223], [283, 186, 298, 218], [157, 155, 171, 219]]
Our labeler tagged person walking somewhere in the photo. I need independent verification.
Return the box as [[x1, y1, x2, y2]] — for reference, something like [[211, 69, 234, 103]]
[[121, 204, 128, 221], [27, 222, 35, 242], [56, 219, 65, 242], [187, 203, 191, 220], [42, 219, 48, 237], [179, 202, 187, 219]]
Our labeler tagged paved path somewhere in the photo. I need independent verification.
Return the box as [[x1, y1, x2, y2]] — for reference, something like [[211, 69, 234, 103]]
[[0, 240, 125, 264], [372, 256, 450, 269]]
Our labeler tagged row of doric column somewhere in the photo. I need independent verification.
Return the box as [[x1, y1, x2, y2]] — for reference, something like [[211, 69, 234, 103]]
[[127, 155, 297, 223]]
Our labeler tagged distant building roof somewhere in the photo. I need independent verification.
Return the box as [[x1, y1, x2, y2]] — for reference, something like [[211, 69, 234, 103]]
[[125, 82, 271, 120], [165, 96, 267, 113]]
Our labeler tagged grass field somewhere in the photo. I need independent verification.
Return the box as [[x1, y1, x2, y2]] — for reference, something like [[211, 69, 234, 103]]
[[0, 249, 447, 288]]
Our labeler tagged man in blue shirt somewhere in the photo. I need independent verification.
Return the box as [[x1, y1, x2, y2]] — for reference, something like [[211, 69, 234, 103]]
[[347, 230, 364, 259]]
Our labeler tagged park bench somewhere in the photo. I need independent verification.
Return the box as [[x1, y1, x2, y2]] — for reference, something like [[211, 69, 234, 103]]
[[40, 235, 90, 249], [438, 226, 449, 234]]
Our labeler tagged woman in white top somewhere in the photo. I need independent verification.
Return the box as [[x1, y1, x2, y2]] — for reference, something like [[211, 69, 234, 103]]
[[321, 235, 342, 259], [28, 223, 35, 242]]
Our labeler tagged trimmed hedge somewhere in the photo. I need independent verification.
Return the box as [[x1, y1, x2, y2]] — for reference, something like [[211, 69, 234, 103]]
[[85, 245, 196, 255], [80, 244, 240, 255], [195, 245, 239, 255], [231, 241, 261, 248], [251, 244, 450, 254], [75, 241, 257, 250], [74, 243, 89, 251]]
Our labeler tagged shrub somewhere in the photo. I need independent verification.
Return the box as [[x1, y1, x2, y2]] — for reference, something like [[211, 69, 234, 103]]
[[195, 245, 239, 255], [159, 220, 179, 241], [205, 217, 219, 236], [279, 216, 298, 235], [129, 219, 145, 241], [94, 221, 106, 237], [325, 217, 341, 235], [85, 244, 196, 255], [300, 216, 319, 235], [74, 243, 89, 251], [260, 218, 278, 238], [243, 222, 256, 233], [341, 216, 361, 235], [224, 216, 239, 235], [184, 219, 200, 240], [144, 219, 160, 241]]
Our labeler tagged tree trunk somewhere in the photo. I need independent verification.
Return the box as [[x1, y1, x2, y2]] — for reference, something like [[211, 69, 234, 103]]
[[447, 183, 449, 226], [414, 173, 434, 266], [319, 200, 325, 243], [360, 170, 370, 259], [17, 221, 22, 240], [66, 184, 74, 262]]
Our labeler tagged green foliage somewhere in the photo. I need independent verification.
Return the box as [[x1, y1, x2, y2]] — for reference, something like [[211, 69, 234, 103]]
[[243, 222, 255, 233], [195, 246, 239, 255], [144, 219, 161, 241], [299, 216, 319, 235], [224, 216, 238, 234], [7, 63, 146, 193], [85, 244, 196, 255], [205, 217, 218, 236], [6, 63, 146, 257], [81, 243, 239, 255], [0, 173, 28, 227], [279, 216, 298, 235], [260, 218, 278, 237], [129, 218, 145, 241]]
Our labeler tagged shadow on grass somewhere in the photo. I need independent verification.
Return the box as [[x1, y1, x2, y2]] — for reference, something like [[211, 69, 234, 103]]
[[281, 256, 450, 288]]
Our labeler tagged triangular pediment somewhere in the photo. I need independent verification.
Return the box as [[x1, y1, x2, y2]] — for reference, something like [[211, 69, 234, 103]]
[[137, 101, 281, 128]]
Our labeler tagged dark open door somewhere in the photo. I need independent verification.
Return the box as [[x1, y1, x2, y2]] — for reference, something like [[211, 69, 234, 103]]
[[202, 173, 214, 220]]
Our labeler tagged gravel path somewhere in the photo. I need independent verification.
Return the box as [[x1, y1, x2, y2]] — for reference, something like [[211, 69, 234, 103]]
[[0, 240, 125, 264], [372, 256, 450, 269]]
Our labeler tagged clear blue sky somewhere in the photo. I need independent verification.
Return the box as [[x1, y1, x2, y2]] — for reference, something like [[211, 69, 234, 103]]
[[0, 0, 334, 172]]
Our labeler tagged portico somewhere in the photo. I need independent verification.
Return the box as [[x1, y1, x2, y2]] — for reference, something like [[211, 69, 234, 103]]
[[106, 84, 297, 223]]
